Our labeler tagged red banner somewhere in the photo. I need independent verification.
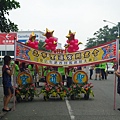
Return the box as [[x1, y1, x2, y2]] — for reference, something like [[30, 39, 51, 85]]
[[0, 33, 17, 45]]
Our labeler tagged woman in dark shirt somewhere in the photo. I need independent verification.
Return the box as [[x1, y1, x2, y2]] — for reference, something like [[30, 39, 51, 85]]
[[2, 55, 15, 112]]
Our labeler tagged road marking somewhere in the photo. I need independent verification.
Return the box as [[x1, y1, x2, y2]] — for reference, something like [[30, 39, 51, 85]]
[[65, 99, 75, 120]]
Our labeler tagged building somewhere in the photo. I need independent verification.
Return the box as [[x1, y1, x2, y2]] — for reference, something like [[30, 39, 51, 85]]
[[0, 32, 17, 60], [0, 30, 62, 61], [18, 30, 45, 43]]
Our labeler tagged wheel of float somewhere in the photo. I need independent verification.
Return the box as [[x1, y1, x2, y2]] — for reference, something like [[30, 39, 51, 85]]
[[60, 96, 65, 100], [43, 96, 49, 101], [84, 93, 89, 100], [29, 96, 34, 101], [16, 96, 22, 102], [28, 94, 34, 101], [25, 95, 29, 102], [71, 94, 75, 100]]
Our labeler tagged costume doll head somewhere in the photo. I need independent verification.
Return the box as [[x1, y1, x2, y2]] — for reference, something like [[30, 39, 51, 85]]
[[29, 32, 36, 42]]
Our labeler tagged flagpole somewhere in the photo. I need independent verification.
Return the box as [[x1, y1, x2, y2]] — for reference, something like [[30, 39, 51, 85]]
[[13, 37, 17, 111], [113, 39, 119, 110]]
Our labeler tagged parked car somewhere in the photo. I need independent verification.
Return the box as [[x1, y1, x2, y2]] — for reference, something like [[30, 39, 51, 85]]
[[107, 62, 114, 74]]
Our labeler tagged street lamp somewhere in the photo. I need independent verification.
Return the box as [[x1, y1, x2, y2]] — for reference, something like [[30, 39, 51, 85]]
[[103, 20, 120, 38]]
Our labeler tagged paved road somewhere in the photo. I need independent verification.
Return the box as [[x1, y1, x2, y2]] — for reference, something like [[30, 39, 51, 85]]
[[1, 72, 120, 120]]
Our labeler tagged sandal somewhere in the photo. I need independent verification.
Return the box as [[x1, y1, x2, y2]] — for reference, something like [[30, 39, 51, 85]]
[[2, 108, 11, 112]]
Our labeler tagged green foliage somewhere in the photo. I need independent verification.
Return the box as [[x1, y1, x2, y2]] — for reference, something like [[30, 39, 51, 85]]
[[0, 0, 20, 32], [40, 82, 68, 100], [38, 40, 50, 52], [68, 83, 94, 99], [85, 23, 120, 49], [15, 83, 37, 102]]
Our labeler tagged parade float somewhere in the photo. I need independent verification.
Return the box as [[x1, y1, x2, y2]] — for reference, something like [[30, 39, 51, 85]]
[[68, 70, 94, 100], [15, 32, 40, 102], [14, 29, 117, 102], [15, 71, 36, 102], [40, 71, 68, 101]]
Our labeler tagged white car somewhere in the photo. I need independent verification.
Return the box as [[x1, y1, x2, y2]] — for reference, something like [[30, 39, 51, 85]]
[[107, 62, 114, 74]]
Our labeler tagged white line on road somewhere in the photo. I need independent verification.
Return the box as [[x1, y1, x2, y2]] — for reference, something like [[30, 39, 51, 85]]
[[65, 98, 75, 120]]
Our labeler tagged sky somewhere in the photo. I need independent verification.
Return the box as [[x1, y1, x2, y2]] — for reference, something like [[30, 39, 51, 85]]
[[9, 0, 120, 49]]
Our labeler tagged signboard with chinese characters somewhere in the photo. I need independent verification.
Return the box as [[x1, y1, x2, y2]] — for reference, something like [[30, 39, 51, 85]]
[[0, 33, 17, 45], [72, 70, 88, 84], [15, 40, 117, 67], [46, 71, 62, 85], [17, 72, 32, 86]]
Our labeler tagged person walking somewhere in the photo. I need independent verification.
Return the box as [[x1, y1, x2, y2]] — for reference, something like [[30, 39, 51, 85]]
[[100, 62, 107, 80], [20, 62, 30, 73], [66, 68, 73, 88], [15, 61, 20, 77], [14, 61, 20, 86], [28, 64, 35, 84], [2, 55, 15, 112], [89, 65, 94, 80], [58, 67, 65, 85], [94, 64, 101, 80]]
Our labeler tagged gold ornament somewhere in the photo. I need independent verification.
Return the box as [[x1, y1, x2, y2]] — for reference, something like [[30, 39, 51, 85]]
[[29, 32, 36, 40], [66, 30, 76, 40], [53, 41, 57, 44], [64, 44, 69, 48], [78, 42, 82, 45], [43, 28, 54, 39]]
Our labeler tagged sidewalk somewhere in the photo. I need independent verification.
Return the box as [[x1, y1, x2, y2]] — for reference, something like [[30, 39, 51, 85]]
[[0, 86, 7, 119], [0, 82, 44, 119]]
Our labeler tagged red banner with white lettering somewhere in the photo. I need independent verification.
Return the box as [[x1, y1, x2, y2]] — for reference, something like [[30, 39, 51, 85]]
[[0, 33, 17, 45]]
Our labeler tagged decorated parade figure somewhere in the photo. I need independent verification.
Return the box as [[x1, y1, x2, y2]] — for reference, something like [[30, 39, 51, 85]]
[[26, 32, 39, 49], [65, 30, 82, 53], [43, 28, 57, 51], [15, 62, 37, 102]]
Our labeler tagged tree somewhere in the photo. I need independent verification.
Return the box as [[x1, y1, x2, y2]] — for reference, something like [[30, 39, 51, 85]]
[[0, 0, 20, 32], [85, 23, 120, 49], [85, 38, 96, 48]]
